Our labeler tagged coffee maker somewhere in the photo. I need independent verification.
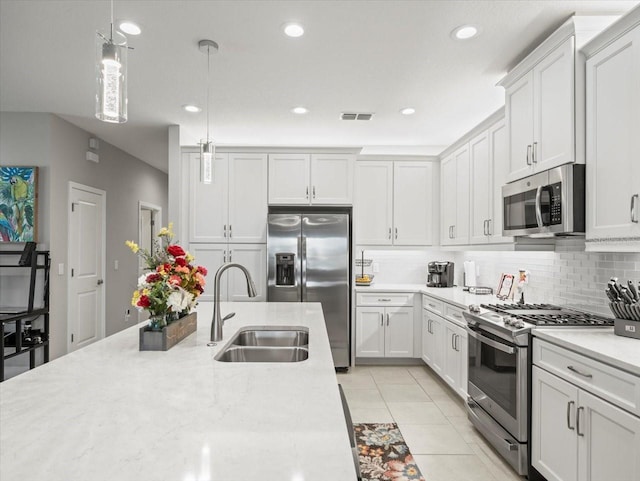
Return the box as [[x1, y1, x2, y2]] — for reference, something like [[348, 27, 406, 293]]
[[427, 261, 455, 287]]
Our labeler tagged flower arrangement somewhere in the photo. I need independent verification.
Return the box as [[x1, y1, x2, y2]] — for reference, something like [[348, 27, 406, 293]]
[[126, 223, 207, 330]]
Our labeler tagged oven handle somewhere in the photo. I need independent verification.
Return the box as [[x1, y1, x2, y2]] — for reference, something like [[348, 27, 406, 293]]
[[467, 328, 515, 354], [535, 185, 544, 228]]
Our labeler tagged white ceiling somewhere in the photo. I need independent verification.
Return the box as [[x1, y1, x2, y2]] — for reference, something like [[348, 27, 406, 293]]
[[1, 0, 638, 173]]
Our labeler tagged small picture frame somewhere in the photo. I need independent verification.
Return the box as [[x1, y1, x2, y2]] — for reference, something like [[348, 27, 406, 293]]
[[497, 273, 515, 300]]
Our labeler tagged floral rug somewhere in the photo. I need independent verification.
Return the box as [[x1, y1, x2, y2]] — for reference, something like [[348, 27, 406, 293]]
[[354, 423, 425, 481]]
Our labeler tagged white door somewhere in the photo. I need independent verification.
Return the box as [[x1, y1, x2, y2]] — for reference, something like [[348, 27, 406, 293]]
[[421, 312, 429, 364], [534, 36, 574, 172], [228, 153, 268, 243], [469, 131, 491, 244], [68, 183, 105, 352], [488, 119, 514, 244], [189, 153, 229, 242], [443, 323, 460, 389], [578, 390, 640, 481], [227, 244, 266, 301], [532, 366, 579, 481], [188, 244, 226, 302], [393, 162, 434, 246], [356, 307, 385, 357], [440, 154, 457, 246], [310, 154, 354, 204], [384, 307, 414, 357], [453, 144, 470, 245], [424, 312, 444, 375], [355, 161, 393, 245], [586, 27, 640, 241], [506, 71, 535, 182], [268, 153, 310, 204]]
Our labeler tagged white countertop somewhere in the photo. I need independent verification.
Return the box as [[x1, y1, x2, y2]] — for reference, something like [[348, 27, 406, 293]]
[[0, 302, 357, 481], [533, 328, 640, 376], [356, 283, 502, 310]]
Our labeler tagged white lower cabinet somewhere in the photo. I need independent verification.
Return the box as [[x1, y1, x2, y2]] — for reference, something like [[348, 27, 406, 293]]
[[422, 301, 468, 398], [188, 244, 266, 302], [532, 342, 640, 481], [356, 306, 414, 358]]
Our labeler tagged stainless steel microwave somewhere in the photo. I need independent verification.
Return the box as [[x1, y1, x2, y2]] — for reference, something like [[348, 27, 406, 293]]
[[502, 164, 585, 237]]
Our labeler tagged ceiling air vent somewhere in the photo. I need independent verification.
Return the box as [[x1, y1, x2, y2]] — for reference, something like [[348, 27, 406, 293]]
[[341, 112, 374, 121]]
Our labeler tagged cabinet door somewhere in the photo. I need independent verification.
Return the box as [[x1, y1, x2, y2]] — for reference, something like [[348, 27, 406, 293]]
[[189, 153, 229, 242], [586, 27, 640, 241], [532, 366, 579, 481], [228, 153, 268, 243], [268, 154, 310, 204], [443, 323, 461, 390], [534, 36, 575, 172], [421, 311, 429, 364], [355, 161, 393, 245], [188, 244, 227, 302], [356, 307, 385, 357], [310, 154, 354, 204], [384, 307, 414, 358], [227, 244, 266, 302], [453, 145, 470, 245], [393, 162, 434, 245], [578, 389, 640, 481], [488, 119, 514, 244], [440, 154, 457, 246], [469, 131, 491, 244], [424, 312, 444, 375], [505, 71, 535, 182]]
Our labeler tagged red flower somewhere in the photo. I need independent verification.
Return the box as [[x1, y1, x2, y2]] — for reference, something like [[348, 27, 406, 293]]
[[197, 265, 208, 276], [146, 273, 161, 283], [167, 244, 185, 257], [137, 295, 151, 308], [175, 257, 187, 267]]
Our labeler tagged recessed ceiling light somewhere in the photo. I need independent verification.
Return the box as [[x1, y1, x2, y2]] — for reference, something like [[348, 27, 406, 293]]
[[400, 107, 416, 115], [451, 24, 480, 40], [292, 107, 308, 114], [283, 22, 305, 38], [118, 21, 141, 36], [183, 105, 201, 113]]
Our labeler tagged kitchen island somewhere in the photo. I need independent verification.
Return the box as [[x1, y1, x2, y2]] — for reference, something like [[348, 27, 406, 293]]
[[0, 302, 357, 481]]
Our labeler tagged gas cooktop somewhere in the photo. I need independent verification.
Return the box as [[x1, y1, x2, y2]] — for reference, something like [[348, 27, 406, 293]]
[[480, 303, 613, 327]]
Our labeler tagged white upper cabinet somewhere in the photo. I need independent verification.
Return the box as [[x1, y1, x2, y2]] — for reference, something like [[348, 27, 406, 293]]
[[441, 145, 470, 246], [489, 120, 514, 244], [584, 22, 640, 250], [189, 152, 267, 244], [268, 153, 354, 205], [503, 37, 575, 182], [355, 160, 436, 246]]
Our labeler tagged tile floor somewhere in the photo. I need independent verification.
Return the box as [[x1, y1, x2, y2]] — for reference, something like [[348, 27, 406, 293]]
[[337, 365, 524, 481]]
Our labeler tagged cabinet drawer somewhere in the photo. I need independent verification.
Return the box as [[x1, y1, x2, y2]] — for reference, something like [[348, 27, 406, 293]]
[[357, 292, 413, 307], [444, 305, 467, 327], [533, 339, 640, 417], [422, 296, 444, 315]]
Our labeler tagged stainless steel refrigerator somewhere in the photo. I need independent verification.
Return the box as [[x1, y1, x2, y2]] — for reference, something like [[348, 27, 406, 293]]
[[267, 210, 351, 369]]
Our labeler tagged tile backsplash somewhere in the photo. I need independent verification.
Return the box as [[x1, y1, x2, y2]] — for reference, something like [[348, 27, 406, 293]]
[[357, 240, 640, 317]]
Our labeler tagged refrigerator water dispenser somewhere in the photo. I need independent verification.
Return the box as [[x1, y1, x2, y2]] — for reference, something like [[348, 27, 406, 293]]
[[275, 253, 295, 286]]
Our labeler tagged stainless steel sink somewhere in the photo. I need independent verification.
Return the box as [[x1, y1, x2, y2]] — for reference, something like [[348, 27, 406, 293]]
[[214, 326, 309, 363], [215, 346, 309, 363], [230, 327, 309, 347]]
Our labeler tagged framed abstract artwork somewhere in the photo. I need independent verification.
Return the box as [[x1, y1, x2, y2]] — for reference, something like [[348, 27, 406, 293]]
[[0, 166, 38, 242]]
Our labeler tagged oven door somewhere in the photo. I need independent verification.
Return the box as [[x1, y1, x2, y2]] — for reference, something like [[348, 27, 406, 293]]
[[466, 325, 528, 441]]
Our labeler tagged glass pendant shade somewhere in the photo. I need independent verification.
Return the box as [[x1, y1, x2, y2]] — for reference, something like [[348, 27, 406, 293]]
[[200, 141, 215, 184], [95, 29, 128, 123]]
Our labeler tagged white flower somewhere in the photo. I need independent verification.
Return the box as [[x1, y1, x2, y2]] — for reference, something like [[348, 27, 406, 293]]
[[137, 274, 149, 288], [168, 287, 194, 312]]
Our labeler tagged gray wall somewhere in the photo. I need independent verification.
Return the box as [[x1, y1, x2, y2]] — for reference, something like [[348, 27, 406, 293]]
[[1, 112, 168, 367]]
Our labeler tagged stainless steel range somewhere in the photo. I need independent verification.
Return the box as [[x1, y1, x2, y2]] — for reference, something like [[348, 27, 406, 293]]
[[463, 303, 613, 477]]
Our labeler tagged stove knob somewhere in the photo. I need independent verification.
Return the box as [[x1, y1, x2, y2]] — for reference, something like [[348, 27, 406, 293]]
[[469, 304, 481, 314], [503, 316, 513, 325], [514, 320, 525, 328]]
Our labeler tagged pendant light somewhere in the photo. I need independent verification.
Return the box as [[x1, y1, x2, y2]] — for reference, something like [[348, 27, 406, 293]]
[[95, 0, 128, 123], [199, 39, 218, 184]]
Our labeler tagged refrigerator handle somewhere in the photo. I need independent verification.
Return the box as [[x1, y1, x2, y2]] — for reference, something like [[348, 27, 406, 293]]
[[300, 236, 307, 301]]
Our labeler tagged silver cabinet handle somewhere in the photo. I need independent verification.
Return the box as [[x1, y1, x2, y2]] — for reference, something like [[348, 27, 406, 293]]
[[487, 219, 492, 236], [388, 227, 392, 239], [394, 227, 398, 240], [483, 219, 488, 236], [576, 406, 584, 437], [306, 186, 309, 199], [567, 365, 593, 378], [532, 141, 538, 163], [567, 401, 575, 430], [223, 224, 227, 238], [452, 225, 456, 238], [631, 194, 639, 223], [97, 279, 104, 285], [223, 250, 226, 263], [381, 313, 384, 326], [313, 186, 316, 199], [386, 313, 390, 326], [428, 303, 436, 308], [451, 333, 456, 350], [378, 298, 391, 302], [229, 224, 232, 238], [526, 144, 532, 166]]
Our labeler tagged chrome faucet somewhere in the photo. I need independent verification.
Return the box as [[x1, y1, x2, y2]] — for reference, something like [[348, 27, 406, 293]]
[[210, 262, 257, 343]]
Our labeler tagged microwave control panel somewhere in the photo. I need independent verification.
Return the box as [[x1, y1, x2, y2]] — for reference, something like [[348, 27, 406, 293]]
[[550, 183, 562, 225]]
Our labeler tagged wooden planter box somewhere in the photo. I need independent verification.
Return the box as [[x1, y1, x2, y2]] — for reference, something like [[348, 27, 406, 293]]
[[139, 312, 198, 351]]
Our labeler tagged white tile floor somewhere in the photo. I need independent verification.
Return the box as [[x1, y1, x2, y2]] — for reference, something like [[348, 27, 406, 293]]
[[337, 365, 524, 481]]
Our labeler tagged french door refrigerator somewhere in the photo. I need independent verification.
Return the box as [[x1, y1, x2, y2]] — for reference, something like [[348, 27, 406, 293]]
[[267, 209, 351, 369]]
